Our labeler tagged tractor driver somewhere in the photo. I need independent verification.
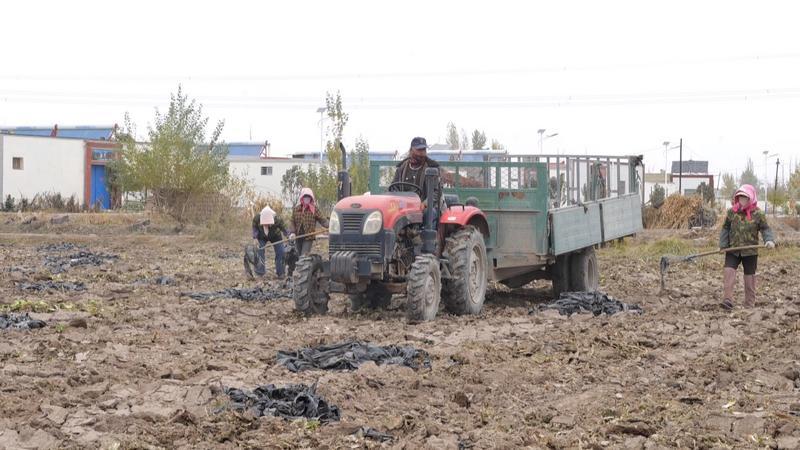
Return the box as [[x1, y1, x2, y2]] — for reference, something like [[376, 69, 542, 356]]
[[392, 137, 443, 208]]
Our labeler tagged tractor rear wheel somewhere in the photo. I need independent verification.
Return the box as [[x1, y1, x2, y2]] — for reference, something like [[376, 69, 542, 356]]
[[350, 284, 393, 311], [293, 255, 330, 315], [569, 247, 599, 292], [551, 254, 571, 299], [406, 255, 441, 323], [442, 226, 488, 315]]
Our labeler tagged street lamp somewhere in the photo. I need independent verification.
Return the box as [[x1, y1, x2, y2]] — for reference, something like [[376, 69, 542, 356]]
[[762, 150, 779, 213], [316, 106, 327, 162], [538, 129, 558, 154]]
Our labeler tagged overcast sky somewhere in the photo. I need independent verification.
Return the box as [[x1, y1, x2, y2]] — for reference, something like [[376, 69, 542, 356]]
[[1, 0, 799, 182]]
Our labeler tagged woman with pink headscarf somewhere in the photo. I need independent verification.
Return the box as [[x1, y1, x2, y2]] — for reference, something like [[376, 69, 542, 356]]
[[719, 184, 775, 309], [289, 187, 329, 259]]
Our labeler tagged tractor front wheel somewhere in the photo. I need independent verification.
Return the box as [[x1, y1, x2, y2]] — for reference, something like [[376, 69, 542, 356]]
[[293, 255, 330, 315], [406, 255, 441, 323]]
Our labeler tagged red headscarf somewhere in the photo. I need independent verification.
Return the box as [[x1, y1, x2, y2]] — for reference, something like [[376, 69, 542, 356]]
[[731, 184, 758, 220]]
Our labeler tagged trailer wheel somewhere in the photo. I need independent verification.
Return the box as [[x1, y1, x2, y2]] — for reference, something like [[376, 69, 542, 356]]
[[551, 254, 571, 298], [406, 255, 441, 323], [442, 226, 488, 315], [293, 255, 330, 315], [350, 285, 393, 311], [569, 247, 599, 292]]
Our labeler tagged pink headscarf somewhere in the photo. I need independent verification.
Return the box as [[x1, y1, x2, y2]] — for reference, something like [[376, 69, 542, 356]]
[[731, 184, 758, 220], [298, 187, 316, 214]]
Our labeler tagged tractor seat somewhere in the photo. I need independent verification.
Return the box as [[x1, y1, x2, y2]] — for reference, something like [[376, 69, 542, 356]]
[[443, 194, 461, 208]]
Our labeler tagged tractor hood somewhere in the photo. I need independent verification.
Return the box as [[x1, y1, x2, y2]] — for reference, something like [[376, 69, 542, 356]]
[[333, 193, 423, 230]]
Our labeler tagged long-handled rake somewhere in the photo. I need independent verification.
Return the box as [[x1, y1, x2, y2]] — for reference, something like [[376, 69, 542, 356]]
[[243, 229, 328, 279], [659, 244, 765, 291]]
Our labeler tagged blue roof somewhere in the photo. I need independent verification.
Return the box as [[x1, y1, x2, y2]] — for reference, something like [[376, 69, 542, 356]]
[[0, 126, 115, 140]]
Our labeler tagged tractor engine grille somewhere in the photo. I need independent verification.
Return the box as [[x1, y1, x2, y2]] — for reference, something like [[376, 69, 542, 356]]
[[329, 242, 383, 258], [341, 213, 364, 233]]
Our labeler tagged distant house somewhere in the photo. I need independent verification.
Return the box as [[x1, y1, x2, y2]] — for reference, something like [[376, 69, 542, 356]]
[[1, 124, 117, 141], [0, 125, 120, 209], [225, 142, 319, 202], [670, 160, 713, 196], [643, 160, 714, 202]]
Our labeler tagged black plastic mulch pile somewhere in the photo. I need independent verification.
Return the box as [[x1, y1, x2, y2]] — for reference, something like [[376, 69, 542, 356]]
[[181, 286, 288, 302], [0, 313, 47, 330], [15, 280, 87, 292], [224, 383, 340, 423], [536, 291, 643, 317], [44, 251, 119, 274], [277, 341, 432, 372]]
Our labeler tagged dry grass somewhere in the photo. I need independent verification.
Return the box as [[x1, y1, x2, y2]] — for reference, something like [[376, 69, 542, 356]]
[[644, 195, 703, 229]]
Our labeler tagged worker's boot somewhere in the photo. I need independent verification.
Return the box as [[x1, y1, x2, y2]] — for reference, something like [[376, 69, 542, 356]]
[[721, 267, 736, 310], [743, 274, 756, 307]]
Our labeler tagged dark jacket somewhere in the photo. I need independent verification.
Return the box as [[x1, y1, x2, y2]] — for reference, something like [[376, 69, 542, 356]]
[[252, 213, 288, 243], [392, 156, 442, 204]]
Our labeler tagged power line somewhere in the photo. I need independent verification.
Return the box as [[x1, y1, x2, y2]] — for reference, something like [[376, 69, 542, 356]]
[[1, 52, 799, 82], [2, 87, 800, 110]]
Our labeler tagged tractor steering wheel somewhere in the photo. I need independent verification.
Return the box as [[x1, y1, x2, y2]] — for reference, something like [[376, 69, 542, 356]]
[[387, 181, 423, 197]]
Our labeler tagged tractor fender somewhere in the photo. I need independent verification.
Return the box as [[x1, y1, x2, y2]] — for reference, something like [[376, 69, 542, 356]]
[[440, 206, 490, 238]]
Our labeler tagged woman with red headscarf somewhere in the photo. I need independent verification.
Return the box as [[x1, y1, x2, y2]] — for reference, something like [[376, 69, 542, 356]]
[[719, 184, 775, 309]]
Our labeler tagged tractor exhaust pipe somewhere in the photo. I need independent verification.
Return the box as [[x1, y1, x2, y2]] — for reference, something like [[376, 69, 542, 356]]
[[337, 141, 351, 200], [422, 167, 440, 254]]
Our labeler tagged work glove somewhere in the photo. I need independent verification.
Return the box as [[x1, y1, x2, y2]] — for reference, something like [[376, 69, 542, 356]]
[[765, 241, 776, 249], [289, 233, 296, 242]]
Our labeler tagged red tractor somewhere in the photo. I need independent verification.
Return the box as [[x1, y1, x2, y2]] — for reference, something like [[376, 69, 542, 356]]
[[293, 164, 490, 322]]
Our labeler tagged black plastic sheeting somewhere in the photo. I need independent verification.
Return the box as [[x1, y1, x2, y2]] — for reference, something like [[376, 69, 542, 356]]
[[0, 313, 47, 330], [537, 291, 643, 317], [44, 251, 119, 274], [224, 383, 340, 423], [15, 280, 87, 292], [133, 276, 176, 287], [181, 286, 289, 302], [277, 341, 432, 372], [37, 242, 82, 252], [353, 426, 394, 442]]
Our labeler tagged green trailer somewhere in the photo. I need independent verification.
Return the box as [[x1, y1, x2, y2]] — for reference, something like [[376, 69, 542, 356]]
[[368, 153, 644, 295]]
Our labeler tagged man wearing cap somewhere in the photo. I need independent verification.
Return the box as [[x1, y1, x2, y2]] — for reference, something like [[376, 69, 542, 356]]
[[392, 137, 442, 207], [251, 205, 289, 278]]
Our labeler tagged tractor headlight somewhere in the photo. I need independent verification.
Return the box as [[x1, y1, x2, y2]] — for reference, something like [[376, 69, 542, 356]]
[[328, 212, 341, 234], [362, 211, 383, 235]]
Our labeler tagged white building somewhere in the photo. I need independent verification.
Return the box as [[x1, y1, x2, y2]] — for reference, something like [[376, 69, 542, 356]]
[[643, 160, 714, 204], [226, 142, 320, 202], [0, 132, 119, 208], [228, 156, 319, 201]]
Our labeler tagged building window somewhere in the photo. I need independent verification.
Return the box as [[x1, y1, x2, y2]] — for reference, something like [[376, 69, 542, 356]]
[[261, 166, 273, 176], [12, 157, 23, 170]]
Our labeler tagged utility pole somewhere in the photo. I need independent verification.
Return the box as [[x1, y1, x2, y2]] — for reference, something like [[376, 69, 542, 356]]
[[774, 158, 780, 216], [763, 150, 769, 214], [678, 138, 683, 195], [662, 141, 670, 190]]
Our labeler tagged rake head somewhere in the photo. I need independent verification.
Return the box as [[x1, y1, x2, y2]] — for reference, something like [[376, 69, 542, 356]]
[[243, 244, 257, 279]]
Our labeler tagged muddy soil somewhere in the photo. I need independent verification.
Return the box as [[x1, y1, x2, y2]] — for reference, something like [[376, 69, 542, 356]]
[[1, 221, 799, 449]]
